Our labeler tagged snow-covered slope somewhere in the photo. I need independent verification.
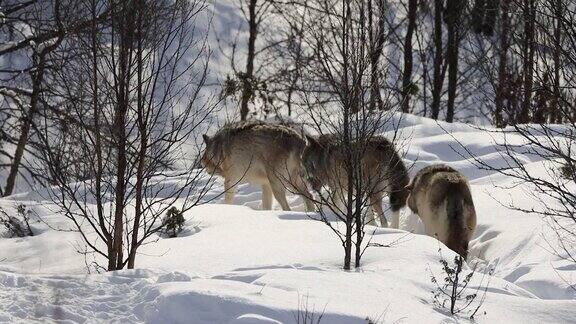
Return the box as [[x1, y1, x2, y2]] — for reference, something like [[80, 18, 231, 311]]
[[1, 114, 575, 323]]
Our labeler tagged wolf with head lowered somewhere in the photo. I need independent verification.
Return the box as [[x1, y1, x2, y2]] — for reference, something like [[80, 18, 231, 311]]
[[202, 120, 314, 212], [301, 134, 410, 228], [406, 164, 477, 259]]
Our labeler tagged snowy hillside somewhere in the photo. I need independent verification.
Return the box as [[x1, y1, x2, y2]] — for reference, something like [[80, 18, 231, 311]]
[[0, 114, 575, 323]]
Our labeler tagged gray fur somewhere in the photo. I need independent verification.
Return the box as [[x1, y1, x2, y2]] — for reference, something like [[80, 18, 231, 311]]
[[301, 134, 409, 228], [202, 120, 314, 212], [406, 164, 476, 259]]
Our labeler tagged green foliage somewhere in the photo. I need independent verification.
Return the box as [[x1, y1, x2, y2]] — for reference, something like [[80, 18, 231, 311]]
[[221, 75, 241, 98], [163, 207, 185, 238], [560, 163, 575, 180], [405, 82, 419, 96], [220, 72, 276, 118]]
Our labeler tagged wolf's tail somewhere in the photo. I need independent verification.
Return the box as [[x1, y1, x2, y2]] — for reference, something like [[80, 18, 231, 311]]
[[373, 138, 410, 211], [445, 180, 469, 259]]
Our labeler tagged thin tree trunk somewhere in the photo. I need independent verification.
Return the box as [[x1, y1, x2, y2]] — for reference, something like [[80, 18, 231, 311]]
[[240, 0, 258, 120], [551, 0, 562, 123], [483, 0, 498, 36], [110, 2, 134, 271], [343, 226, 352, 270], [343, 114, 353, 271], [90, 0, 111, 258], [128, 0, 146, 269], [519, 0, 535, 124], [369, 0, 386, 111], [354, 212, 361, 268], [471, 0, 486, 34], [430, 0, 443, 120], [450, 256, 463, 314], [3, 53, 46, 196], [354, 184, 363, 268], [445, 0, 461, 123], [342, 0, 353, 271], [401, 0, 417, 113], [494, 0, 510, 127]]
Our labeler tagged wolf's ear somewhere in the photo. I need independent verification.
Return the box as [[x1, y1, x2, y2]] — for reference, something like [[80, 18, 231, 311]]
[[202, 134, 210, 144], [305, 134, 317, 146]]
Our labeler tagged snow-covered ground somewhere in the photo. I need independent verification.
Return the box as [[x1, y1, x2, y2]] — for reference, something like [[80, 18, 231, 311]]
[[1, 114, 575, 323]]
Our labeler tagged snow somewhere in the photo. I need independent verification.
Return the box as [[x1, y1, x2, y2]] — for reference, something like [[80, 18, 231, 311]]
[[0, 41, 17, 53], [0, 113, 575, 323]]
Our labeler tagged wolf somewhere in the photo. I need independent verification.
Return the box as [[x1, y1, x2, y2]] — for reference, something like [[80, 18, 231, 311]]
[[406, 164, 477, 259], [301, 134, 410, 228], [201, 120, 314, 212]]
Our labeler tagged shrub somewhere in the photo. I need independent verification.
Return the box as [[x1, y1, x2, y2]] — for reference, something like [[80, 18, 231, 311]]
[[0, 204, 33, 238], [162, 207, 185, 238], [560, 163, 575, 180], [293, 294, 325, 324], [428, 250, 493, 319]]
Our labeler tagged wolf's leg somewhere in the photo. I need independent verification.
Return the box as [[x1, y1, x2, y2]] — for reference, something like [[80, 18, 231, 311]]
[[268, 176, 291, 211], [365, 205, 378, 226], [390, 210, 400, 229], [224, 179, 237, 204], [295, 177, 315, 212], [261, 184, 273, 210], [389, 187, 406, 229], [369, 192, 387, 227]]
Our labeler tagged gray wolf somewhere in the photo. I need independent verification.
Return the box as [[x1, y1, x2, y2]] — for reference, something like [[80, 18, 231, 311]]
[[301, 134, 409, 228], [406, 164, 477, 259], [202, 120, 314, 211]]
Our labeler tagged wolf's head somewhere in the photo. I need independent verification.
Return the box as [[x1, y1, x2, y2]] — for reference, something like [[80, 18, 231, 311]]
[[302, 135, 325, 191], [201, 134, 223, 176]]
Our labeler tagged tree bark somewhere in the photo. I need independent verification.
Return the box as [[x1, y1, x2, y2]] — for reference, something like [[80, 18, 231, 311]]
[[354, 193, 363, 268], [369, 0, 386, 111], [519, 0, 535, 124], [445, 0, 461, 123], [240, 0, 258, 120], [400, 0, 417, 113], [551, 0, 562, 123], [3, 52, 47, 197], [430, 0, 444, 120], [110, 1, 135, 271], [471, 0, 486, 34], [128, 0, 146, 270], [89, 0, 112, 259], [343, 232, 352, 270], [493, 0, 510, 127]]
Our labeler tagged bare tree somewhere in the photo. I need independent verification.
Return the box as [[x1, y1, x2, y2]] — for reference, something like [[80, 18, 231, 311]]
[[449, 0, 576, 267], [240, 0, 260, 120], [400, 0, 417, 113], [37, 0, 216, 271], [430, 0, 444, 120], [518, 0, 536, 124], [368, 0, 386, 111], [466, 0, 576, 265], [0, 0, 113, 196], [217, 0, 276, 120], [1, 1, 65, 196], [549, 0, 563, 124], [493, 0, 511, 127], [281, 0, 407, 270], [444, 0, 464, 123]]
